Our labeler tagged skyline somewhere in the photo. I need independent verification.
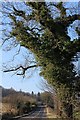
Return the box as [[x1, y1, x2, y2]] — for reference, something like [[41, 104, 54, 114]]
[[2, 71, 44, 94]]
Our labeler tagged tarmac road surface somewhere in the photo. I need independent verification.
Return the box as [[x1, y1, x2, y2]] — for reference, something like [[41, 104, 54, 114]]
[[18, 105, 48, 120]]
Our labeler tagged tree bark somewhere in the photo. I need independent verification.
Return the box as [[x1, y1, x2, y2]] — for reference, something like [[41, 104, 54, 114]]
[[66, 103, 73, 119]]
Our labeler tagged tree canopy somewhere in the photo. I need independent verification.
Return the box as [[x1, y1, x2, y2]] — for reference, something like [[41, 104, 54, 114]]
[[2, 1, 80, 118]]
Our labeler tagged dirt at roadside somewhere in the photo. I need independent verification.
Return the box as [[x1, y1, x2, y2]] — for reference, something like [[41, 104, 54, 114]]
[[46, 106, 59, 118]]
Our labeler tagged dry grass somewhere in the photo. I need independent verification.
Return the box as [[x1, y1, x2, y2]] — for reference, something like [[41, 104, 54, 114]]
[[46, 107, 58, 118], [1, 103, 17, 115]]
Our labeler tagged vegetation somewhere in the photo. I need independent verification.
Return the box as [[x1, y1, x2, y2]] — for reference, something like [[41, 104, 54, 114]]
[[2, 1, 80, 119], [41, 92, 54, 108], [1, 86, 37, 119]]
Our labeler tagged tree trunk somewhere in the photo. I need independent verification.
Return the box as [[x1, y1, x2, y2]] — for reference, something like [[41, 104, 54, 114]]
[[66, 103, 73, 119]]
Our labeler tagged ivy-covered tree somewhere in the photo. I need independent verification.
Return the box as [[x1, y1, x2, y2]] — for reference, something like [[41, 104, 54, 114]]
[[2, 1, 80, 118]]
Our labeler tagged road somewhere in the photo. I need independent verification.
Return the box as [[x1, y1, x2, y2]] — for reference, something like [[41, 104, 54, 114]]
[[18, 106, 47, 120]]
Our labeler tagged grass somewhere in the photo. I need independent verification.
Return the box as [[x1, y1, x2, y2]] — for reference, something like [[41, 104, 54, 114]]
[[2, 103, 18, 116]]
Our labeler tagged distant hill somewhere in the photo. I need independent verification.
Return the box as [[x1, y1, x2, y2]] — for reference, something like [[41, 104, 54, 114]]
[[2, 86, 16, 97], [1, 86, 32, 98], [1, 86, 37, 116], [1, 86, 37, 104]]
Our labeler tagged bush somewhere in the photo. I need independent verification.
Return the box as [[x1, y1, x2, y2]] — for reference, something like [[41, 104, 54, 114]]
[[2, 113, 14, 120]]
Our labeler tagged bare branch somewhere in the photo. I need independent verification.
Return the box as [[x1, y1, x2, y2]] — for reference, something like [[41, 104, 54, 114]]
[[39, 78, 56, 94], [12, 45, 21, 61], [3, 64, 38, 75]]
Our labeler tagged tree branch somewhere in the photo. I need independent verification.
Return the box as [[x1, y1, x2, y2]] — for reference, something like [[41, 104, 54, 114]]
[[3, 65, 37, 75], [57, 14, 80, 27]]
